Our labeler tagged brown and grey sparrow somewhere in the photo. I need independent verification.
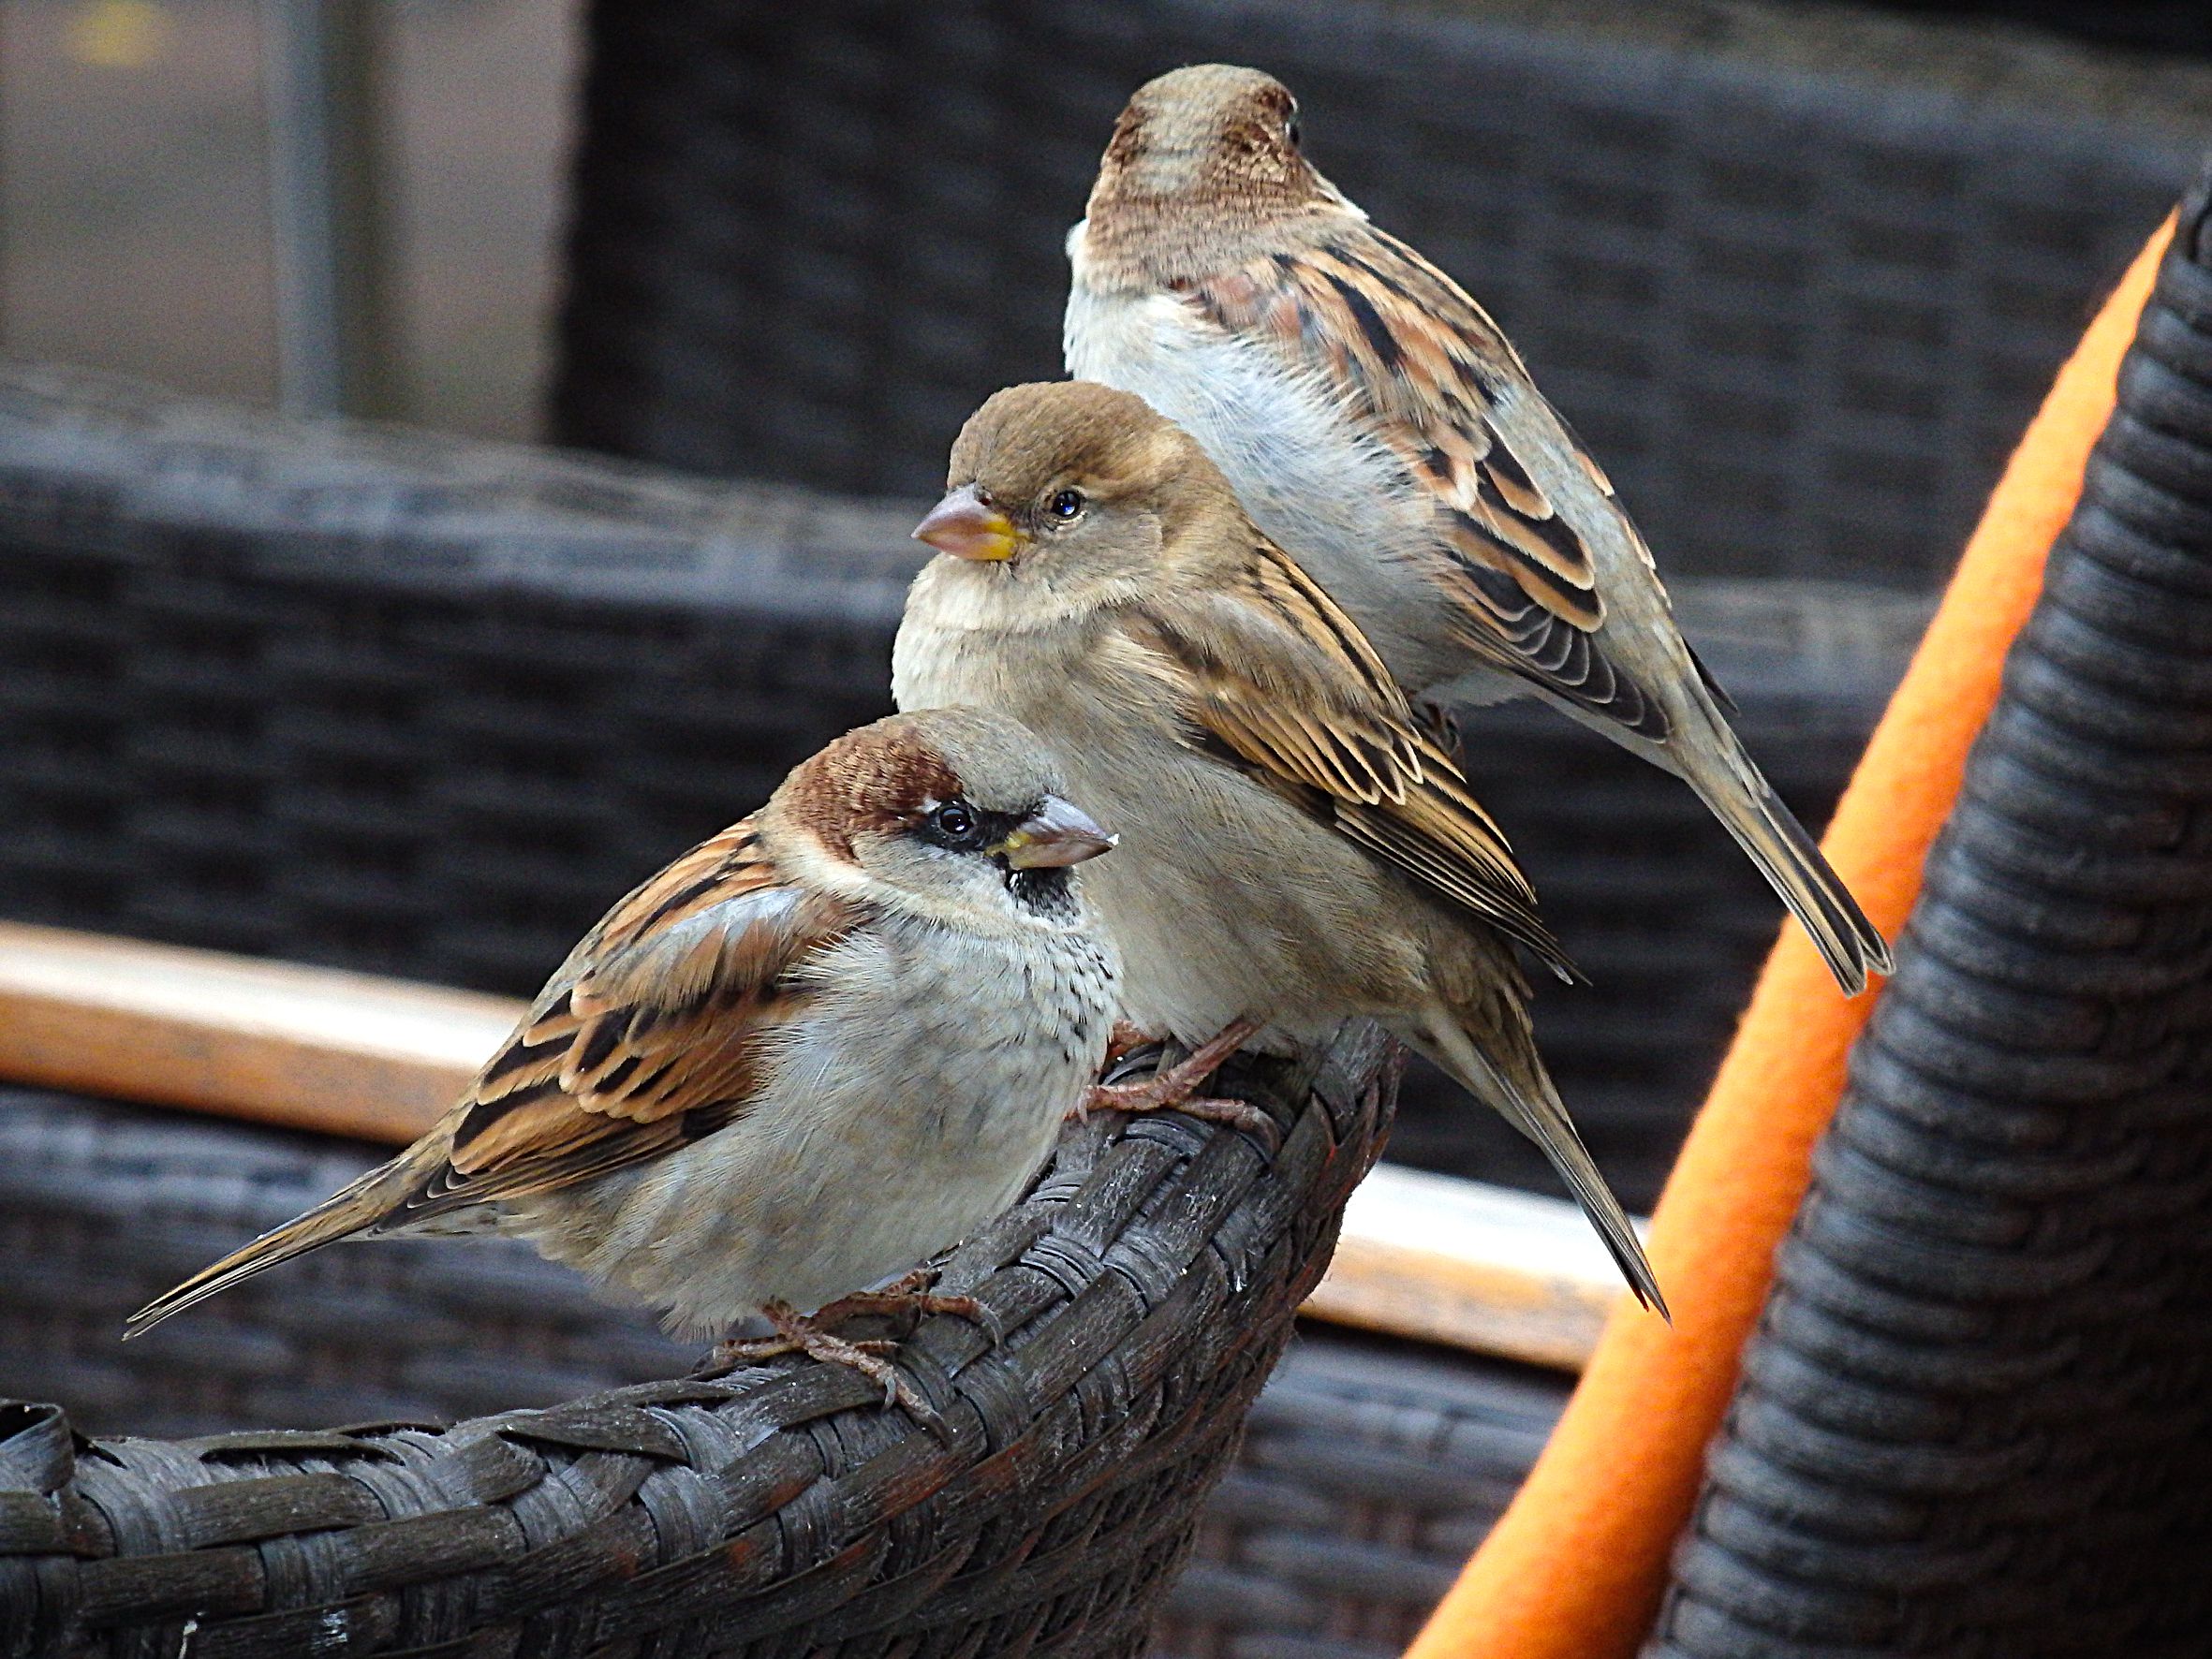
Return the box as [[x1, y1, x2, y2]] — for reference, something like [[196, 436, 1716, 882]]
[[127, 710, 1123, 1412], [1065, 64, 1889, 996], [894, 382, 1662, 1312]]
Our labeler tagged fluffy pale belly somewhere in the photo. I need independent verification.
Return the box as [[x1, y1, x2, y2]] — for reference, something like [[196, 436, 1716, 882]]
[[519, 1083, 1060, 1338], [502, 928, 1113, 1338]]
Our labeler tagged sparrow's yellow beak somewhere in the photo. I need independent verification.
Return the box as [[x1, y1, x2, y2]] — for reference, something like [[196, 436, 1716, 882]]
[[993, 795, 1117, 869], [913, 484, 1022, 562]]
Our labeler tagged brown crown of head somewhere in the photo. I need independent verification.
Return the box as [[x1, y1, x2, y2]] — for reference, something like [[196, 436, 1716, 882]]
[[1090, 64, 1323, 215], [775, 709, 1076, 863], [946, 380, 1237, 541], [776, 714, 962, 859]]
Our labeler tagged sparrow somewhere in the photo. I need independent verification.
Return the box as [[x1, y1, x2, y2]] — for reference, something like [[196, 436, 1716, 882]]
[[893, 381, 1663, 1313], [1063, 64, 1890, 996], [126, 709, 1124, 1414]]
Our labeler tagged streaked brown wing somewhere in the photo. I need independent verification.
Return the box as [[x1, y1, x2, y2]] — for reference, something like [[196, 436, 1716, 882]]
[[391, 818, 855, 1221], [1143, 548, 1420, 803], [1187, 228, 1668, 739], [1131, 544, 1574, 978]]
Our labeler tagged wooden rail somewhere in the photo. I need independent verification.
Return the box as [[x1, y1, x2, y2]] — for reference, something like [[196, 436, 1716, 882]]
[[0, 920, 1627, 1371]]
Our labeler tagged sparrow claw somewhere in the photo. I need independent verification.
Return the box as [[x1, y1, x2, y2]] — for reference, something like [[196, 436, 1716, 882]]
[[1080, 1016, 1276, 1149], [854, 1265, 939, 1300], [813, 1268, 1007, 1347], [1139, 1091, 1282, 1148], [700, 1330, 799, 1374], [952, 1294, 1008, 1347], [895, 1290, 1003, 1346], [700, 1299, 936, 1422], [1103, 1020, 1152, 1064], [1085, 1084, 1282, 1153]]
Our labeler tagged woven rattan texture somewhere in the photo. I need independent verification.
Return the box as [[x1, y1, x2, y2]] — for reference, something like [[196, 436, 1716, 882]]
[[0, 364, 1919, 1211], [549, 0, 2200, 585], [0, 366, 917, 992], [0, 1088, 1567, 1659], [1648, 175, 2212, 1657], [0, 1029, 1444, 1657], [1158, 1339, 1564, 1658], [0, 1090, 694, 1438]]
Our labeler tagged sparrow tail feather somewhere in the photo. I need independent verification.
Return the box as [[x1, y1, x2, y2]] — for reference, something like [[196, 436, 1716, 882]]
[[123, 1155, 424, 1339], [1410, 1006, 1668, 1319], [1669, 703, 1892, 998]]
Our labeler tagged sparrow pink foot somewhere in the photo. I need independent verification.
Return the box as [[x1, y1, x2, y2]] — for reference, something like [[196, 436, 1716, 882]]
[[1079, 1015, 1276, 1143], [812, 1266, 1004, 1344], [1103, 1020, 1152, 1065], [706, 1298, 936, 1422]]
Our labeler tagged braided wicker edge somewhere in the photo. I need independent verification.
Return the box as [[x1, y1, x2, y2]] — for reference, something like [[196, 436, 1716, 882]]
[[0, 1027, 1398, 1658]]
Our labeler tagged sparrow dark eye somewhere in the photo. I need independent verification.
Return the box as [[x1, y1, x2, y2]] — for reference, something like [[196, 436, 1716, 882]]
[[1047, 488, 1085, 521], [925, 800, 983, 850]]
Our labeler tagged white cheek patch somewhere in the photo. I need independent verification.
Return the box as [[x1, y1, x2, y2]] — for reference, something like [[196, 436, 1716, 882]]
[[782, 832, 879, 902]]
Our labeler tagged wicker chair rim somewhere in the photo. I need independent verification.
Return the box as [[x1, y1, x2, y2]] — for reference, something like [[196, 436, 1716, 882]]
[[0, 1027, 1398, 1657]]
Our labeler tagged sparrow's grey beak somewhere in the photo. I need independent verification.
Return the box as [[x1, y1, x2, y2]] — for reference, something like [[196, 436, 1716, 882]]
[[913, 484, 1023, 562], [994, 795, 1116, 869]]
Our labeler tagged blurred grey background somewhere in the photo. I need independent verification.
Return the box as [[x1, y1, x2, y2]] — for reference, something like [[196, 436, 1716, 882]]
[[0, 0, 573, 438], [8, 0, 2210, 490]]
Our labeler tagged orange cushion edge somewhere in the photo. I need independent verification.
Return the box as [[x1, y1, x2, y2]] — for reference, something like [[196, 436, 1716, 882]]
[[1404, 213, 2176, 1659]]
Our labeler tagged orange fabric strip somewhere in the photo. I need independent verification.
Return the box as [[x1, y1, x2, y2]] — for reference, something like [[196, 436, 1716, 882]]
[[1407, 214, 2176, 1659]]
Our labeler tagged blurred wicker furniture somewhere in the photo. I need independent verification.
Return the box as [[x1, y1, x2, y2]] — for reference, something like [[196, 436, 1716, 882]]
[[553, 0, 2208, 587], [1639, 164, 2212, 1659]]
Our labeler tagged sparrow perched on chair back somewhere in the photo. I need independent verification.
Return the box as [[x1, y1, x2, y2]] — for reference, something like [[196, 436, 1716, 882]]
[[1064, 64, 1889, 996], [895, 382, 1662, 1313], [127, 710, 1122, 1405]]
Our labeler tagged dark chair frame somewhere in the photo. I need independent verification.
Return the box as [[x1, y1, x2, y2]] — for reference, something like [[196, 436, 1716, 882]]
[[1649, 168, 2212, 1659], [0, 1032, 1397, 1658]]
